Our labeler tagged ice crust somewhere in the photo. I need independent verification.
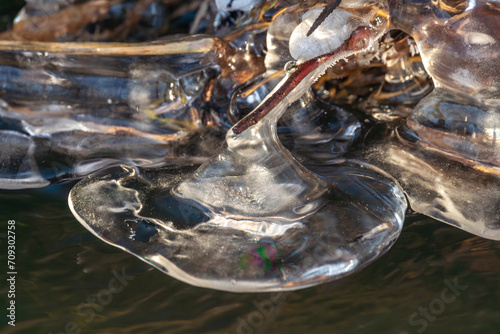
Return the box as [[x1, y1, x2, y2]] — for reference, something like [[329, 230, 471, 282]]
[[289, 7, 356, 61]]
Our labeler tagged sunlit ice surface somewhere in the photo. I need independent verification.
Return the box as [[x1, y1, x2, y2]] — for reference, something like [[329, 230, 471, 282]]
[[68, 24, 408, 290], [69, 160, 406, 292]]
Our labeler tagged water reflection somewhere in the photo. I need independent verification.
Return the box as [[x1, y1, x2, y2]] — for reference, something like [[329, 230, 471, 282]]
[[2, 186, 500, 333]]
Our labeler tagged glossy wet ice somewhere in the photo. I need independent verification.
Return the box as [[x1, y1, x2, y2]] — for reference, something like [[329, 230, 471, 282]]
[[393, 0, 500, 174], [69, 16, 407, 291], [0, 36, 263, 187], [351, 127, 500, 240], [2, 0, 499, 294], [69, 156, 407, 292]]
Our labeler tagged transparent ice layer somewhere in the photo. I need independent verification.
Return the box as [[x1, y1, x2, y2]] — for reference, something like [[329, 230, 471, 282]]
[[0, 36, 265, 188], [400, 89, 500, 174], [390, 0, 500, 171], [70, 25, 408, 291], [0, 130, 49, 189], [278, 91, 362, 163], [6, 0, 498, 293], [69, 159, 406, 292], [361, 34, 433, 121], [359, 129, 500, 240]]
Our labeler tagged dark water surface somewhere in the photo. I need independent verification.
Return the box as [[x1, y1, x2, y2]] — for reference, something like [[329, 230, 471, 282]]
[[1, 183, 500, 334]]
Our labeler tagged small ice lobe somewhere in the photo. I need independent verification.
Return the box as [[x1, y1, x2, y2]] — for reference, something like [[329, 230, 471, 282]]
[[289, 7, 356, 61]]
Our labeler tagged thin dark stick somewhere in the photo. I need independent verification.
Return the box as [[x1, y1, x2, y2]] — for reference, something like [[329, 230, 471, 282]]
[[306, 0, 342, 37]]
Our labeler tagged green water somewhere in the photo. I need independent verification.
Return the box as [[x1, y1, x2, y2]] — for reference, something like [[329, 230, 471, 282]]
[[0, 183, 499, 334]]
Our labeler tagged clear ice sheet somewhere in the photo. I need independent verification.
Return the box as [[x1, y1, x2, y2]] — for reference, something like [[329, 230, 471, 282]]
[[69, 159, 406, 292], [69, 29, 408, 291], [0, 130, 49, 189], [390, 0, 500, 172], [2, 0, 499, 292], [0, 34, 267, 188], [400, 89, 500, 174], [356, 129, 500, 240]]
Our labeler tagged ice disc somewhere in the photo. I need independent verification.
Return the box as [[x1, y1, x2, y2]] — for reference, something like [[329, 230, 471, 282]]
[[69, 160, 406, 292]]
